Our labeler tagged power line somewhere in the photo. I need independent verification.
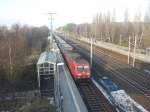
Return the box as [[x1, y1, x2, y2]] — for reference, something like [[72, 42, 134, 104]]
[[44, 13, 58, 34], [44, 13, 58, 51]]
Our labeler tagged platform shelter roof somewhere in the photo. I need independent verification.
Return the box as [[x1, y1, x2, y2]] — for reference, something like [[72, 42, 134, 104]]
[[37, 51, 56, 65]]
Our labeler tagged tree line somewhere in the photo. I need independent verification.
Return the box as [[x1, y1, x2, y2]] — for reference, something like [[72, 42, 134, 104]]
[[58, 7, 150, 49], [0, 24, 49, 93]]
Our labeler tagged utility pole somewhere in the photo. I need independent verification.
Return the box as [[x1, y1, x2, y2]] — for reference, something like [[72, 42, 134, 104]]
[[133, 36, 137, 67], [9, 45, 12, 77], [44, 13, 57, 50], [95, 22, 96, 41], [86, 23, 88, 38], [90, 37, 93, 68], [139, 32, 143, 47], [128, 36, 131, 64], [119, 34, 122, 46], [45, 13, 57, 34]]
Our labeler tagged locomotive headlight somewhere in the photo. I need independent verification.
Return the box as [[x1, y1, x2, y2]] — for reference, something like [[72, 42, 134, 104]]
[[78, 73, 81, 76]]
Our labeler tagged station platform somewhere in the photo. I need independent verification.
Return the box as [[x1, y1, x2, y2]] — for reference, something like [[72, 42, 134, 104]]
[[56, 51, 88, 112], [77, 37, 150, 63], [37, 37, 88, 112]]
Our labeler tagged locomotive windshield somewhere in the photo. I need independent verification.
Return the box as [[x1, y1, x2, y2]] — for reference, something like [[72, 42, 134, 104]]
[[78, 66, 90, 72], [84, 66, 90, 72], [78, 66, 84, 72]]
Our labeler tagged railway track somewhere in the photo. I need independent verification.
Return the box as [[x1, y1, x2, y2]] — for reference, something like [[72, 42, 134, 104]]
[[55, 36, 117, 112], [77, 40, 150, 94], [64, 38, 150, 111], [76, 79, 117, 112], [85, 41, 150, 82], [71, 39, 150, 97]]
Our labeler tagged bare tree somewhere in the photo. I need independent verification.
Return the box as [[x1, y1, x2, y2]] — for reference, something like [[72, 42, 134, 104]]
[[124, 8, 130, 23]]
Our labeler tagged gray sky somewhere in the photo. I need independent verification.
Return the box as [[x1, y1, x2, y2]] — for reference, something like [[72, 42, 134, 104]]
[[0, 0, 148, 28]]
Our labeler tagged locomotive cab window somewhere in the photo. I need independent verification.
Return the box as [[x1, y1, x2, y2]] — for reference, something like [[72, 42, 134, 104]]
[[84, 66, 90, 72], [77, 66, 84, 72], [78, 66, 89, 72]]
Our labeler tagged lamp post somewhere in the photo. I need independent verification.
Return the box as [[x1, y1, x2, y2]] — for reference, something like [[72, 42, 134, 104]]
[[132, 36, 137, 67], [90, 36, 93, 68], [127, 35, 137, 67], [57, 62, 64, 95], [128, 36, 131, 64], [56, 62, 64, 112]]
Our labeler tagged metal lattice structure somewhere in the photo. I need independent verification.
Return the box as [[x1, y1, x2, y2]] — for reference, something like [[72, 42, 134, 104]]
[[37, 51, 56, 96]]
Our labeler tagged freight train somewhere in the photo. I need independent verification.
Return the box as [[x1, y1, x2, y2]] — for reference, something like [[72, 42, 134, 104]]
[[99, 77, 148, 112], [55, 36, 91, 80]]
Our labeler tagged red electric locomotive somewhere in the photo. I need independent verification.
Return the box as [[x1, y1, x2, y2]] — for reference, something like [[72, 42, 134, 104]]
[[63, 50, 91, 80]]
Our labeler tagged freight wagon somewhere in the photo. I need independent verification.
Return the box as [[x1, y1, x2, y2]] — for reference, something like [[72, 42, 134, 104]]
[[99, 77, 148, 112]]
